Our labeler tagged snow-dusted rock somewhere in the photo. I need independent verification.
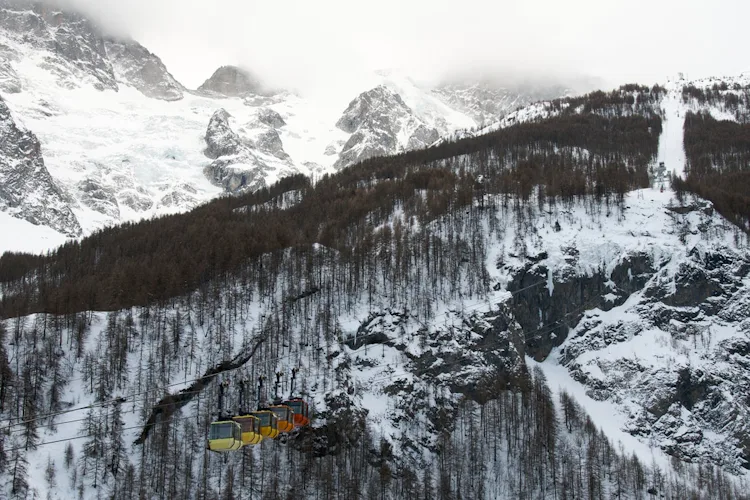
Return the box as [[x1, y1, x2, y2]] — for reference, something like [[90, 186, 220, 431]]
[[203, 108, 296, 193], [0, 0, 117, 91], [158, 188, 197, 209], [77, 178, 120, 219], [198, 66, 263, 97], [248, 127, 289, 161], [0, 95, 81, 235], [104, 37, 184, 101], [527, 198, 750, 473], [0, 62, 21, 93], [117, 188, 153, 212], [205, 109, 243, 159], [433, 81, 572, 125], [257, 107, 286, 128], [333, 85, 439, 169]]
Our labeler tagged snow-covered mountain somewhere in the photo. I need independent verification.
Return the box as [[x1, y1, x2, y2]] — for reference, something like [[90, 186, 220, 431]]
[[104, 36, 185, 102], [432, 80, 576, 126], [333, 85, 441, 169], [197, 65, 265, 98], [0, 0, 579, 243], [3, 68, 750, 499], [0, 0, 117, 91]]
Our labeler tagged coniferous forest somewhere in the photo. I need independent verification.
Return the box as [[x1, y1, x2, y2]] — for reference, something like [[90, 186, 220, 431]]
[[677, 110, 750, 232], [1, 85, 749, 499]]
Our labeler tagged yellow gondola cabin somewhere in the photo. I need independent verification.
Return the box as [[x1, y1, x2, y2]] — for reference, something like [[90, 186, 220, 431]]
[[208, 420, 244, 452], [250, 409, 279, 439], [269, 404, 295, 433], [232, 414, 264, 445]]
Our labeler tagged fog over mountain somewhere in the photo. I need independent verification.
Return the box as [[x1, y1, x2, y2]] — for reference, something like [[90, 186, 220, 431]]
[[49, 0, 749, 94]]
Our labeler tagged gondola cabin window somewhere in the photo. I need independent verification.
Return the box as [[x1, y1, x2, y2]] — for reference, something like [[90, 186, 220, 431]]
[[256, 412, 271, 426], [288, 401, 302, 414], [210, 423, 236, 440], [272, 407, 289, 420]]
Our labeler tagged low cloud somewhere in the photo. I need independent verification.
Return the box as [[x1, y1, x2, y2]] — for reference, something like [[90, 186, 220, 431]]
[[49, 0, 749, 93]]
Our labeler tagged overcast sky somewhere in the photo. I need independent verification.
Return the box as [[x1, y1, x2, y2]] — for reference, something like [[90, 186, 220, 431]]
[[59, 0, 748, 93]]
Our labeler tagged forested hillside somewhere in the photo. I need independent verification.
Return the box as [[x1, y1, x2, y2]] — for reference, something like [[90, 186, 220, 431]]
[[674, 80, 750, 232], [2, 84, 749, 499], [0, 85, 662, 318]]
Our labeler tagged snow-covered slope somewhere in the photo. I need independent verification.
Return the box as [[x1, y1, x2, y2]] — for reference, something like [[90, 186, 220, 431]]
[[657, 74, 749, 174], [0, 209, 67, 254], [0, 1, 581, 239], [3, 183, 748, 499]]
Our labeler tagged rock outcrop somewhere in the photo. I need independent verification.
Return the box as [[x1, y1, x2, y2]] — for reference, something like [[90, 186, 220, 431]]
[[493, 198, 750, 472], [334, 85, 439, 169], [198, 66, 263, 97], [203, 108, 295, 193], [257, 107, 286, 128], [0, 95, 81, 235], [104, 37, 184, 101], [0, 0, 117, 91]]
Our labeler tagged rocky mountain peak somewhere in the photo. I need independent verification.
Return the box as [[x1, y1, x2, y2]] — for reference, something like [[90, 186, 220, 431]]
[[0, 0, 117, 91], [104, 37, 185, 101], [198, 65, 263, 97], [202, 108, 296, 193], [335, 84, 408, 133], [333, 84, 439, 169]]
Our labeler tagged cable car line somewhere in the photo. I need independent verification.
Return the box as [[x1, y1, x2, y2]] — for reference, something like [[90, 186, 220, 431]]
[[1, 276, 548, 431], [1, 275, 587, 452]]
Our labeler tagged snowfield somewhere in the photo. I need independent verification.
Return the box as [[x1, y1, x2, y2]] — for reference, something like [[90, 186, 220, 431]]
[[1, 45, 481, 238]]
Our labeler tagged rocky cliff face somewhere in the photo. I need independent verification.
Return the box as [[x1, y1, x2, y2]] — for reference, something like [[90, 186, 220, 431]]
[[198, 66, 263, 97], [104, 37, 184, 101], [489, 194, 750, 473], [333, 85, 439, 169], [0, 0, 117, 91], [203, 108, 296, 192], [0, 95, 80, 235], [0, 0, 185, 100]]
